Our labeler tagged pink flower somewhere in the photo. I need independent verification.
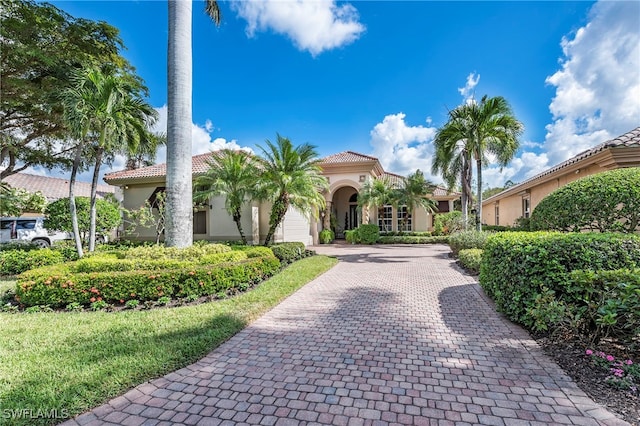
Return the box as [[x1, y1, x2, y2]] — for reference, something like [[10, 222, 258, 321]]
[[606, 355, 615, 362], [626, 360, 634, 365], [585, 349, 593, 356], [611, 368, 624, 377]]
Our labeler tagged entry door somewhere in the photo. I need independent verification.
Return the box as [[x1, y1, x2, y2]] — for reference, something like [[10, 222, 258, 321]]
[[349, 205, 359, 229]]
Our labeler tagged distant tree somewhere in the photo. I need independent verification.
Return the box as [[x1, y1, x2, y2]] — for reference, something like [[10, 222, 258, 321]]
[[433, 95, 523, 230], [194, 150, 258, 244], [256, 135, 328, 246], [165, 0, 221, 248], [483, 186, 506, 199], [44, 197, 121, 245], [0, 184, 47, 217], [357, 177, 396, 231], [395, 170, 438, 230], [0, 0, 130, 179]]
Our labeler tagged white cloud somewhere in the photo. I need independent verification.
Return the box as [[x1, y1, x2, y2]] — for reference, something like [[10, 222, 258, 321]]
[[542, 0, 640, 164], [231, 0, 365, 56], [458, 72, 480, 104], [369, 113, 438, 180]]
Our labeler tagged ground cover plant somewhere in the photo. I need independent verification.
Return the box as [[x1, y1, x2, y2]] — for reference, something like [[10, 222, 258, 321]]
[[0, 255, 338, 426]]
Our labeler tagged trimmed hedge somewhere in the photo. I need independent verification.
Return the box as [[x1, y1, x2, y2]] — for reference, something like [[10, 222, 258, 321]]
[[448, 230, 490, 255], [357, 224, 380, 244], [479, 231, 640, 329], [16, 256, 281, 307], [530, 168, 640, 233], [458, 249, 483, 274], [379, 231, 432, 237], [115, 243, 231, 260], [0, 249, 65, 276], [377, 235, 449, 244], [270, 242, 307, 264]]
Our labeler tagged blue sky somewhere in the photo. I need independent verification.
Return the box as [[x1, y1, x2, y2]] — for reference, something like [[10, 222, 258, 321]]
[[44, 0, 640, 189]]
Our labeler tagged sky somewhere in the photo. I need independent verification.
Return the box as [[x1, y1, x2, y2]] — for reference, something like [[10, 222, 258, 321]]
[[37, 0, 640, 190]]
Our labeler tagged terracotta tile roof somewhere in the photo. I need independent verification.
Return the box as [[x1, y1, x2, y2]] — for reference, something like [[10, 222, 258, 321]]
[[3, 172, 115, 202], [483, 126, 640, 203], [380, 172, 405, 187], [320, 151, 379, 164], [432, 186, 459, 197], [104, 152, 218, 184]]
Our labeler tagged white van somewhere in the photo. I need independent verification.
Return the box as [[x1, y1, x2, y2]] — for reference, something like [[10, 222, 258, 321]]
[[0, 216, 71, 248]]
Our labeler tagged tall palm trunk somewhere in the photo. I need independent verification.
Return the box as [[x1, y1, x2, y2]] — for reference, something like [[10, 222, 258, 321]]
[[476, 157, 482, 231], [69, 144, 84, 258], [166, 0, 193, 247], [88, 146, 103, 252], [232, 209, 247, 245], [264, 195, 288, 246]]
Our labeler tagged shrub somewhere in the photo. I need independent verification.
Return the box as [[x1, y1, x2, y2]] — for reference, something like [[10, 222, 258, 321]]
[[458, 249, 483, 274], [530, 168, 640, 233], [479, 231, 640, 329], [16, 256, 281, 307], [357, 224, 380, 244], [345, 229, 359, 244], [0, 248, 65, 275], [319, 229, 335, 244], [481, 225, 512, 232], [379, 231, 432, 237], [44, 197, 121, 243], [377, 235, 449, 244], [449, 230, 490, 255], [233, 246, 275, 258], [433, 211, 470, 235], [269, 242, 306, 264], [117, 243, 231, 261]]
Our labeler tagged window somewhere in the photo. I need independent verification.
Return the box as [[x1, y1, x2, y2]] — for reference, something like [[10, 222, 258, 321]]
[[522, 198, 531, 218], [148, 187, 166, 209], [495, 205, 500, 226], [378, 205, 393, 231], [397, 206, 412, 232], [0, 220, 13, 230], [193, 211, 207, 234], [16, 220, 36, 230]]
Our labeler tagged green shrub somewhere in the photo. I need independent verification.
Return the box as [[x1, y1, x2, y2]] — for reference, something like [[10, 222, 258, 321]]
[[530, 168, 640, 233], [433, 211, 471, 235], [479, 231, 640, 329], [377, 235, 449, 244], [270, 242, 306, 264], [319, 229, 335, 244], [345, 229, 359, 244], [117, 243, 231, 261], [233, 246, 275, 258], [379, 231, 432, 237], [481, 225, 512, 232], [458, 249, 483, 274], [449, 230, 490, 255], [357, 224, 380, 244], [566, 269, 640, 342], [16, 256, 281, 308], [0, 249, 65, 275], [51, 241, 81, 262]]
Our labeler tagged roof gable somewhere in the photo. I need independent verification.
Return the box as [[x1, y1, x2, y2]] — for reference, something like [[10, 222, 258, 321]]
[[3, 173, 115, 202]]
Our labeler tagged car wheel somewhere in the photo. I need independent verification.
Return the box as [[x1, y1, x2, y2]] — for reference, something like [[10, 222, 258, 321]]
[[32, 238, 51, 249]]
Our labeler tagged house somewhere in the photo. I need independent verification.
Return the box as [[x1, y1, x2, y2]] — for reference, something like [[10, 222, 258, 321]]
[[482, 126, 640, 227], [103, 150, 460, 245], [2, 172, 118, 203]]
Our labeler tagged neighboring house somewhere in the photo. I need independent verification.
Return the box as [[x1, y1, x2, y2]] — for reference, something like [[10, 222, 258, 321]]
[[104, 150, 460, 245], [482, 126, 640, 227], [2, 172, 118, 203]]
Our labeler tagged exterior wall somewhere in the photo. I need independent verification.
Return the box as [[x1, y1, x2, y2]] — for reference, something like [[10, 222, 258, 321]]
[[206, 196, 253, 242], [481, 163, 609, 226], [280, 207, 313, 246], [122, 183, 163, 240]]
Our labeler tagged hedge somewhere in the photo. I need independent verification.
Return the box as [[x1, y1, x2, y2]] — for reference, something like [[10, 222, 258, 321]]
[[377, 235, 449, 244], [448, 230, 490, 255], [0, 249, 65, 276], [270, 242, 308, 264], [458, 249, 483, 274], [357, 224, 380, 244], [16, 256, 281, 307], [479, 231, 640, 329], [530, 168, 640, 233]]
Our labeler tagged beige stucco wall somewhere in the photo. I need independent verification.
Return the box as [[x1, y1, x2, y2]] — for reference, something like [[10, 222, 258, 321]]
[[482, 163, 608, 226]]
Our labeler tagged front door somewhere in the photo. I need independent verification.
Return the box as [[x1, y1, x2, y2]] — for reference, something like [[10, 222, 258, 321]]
[[349, 205, 359, 229]]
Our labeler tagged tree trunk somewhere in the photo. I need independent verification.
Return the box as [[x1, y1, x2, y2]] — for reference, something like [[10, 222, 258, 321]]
[[166, 0, 193, 248], [462, 159, 473, 229], [264, 196, 288, 246], [88, 146, 103, 252], [476, 158, 482, 231], [232, 209, 247, 245], [69, 144, 84, 258], [460, 169, 468, 229]]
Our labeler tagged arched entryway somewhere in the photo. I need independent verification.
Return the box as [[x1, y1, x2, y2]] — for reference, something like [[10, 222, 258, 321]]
[[329, 185, 360, 238]]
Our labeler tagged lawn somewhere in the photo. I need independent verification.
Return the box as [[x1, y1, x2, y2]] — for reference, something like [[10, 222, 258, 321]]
[[0, 255, 338, 426]]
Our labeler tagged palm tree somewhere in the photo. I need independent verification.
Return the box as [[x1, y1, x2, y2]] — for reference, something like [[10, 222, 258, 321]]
[[194, 149, 257, 244], [433, 95, 523, 231], [62, 65, 157, 253], [395, 169, 438, 231], [165, 0, 220, 248], [357, 177, 395, 231], [256, 134, 328, 246]]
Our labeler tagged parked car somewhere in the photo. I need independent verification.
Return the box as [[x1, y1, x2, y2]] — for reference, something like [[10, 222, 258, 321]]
[[0, 216, 71, 248]]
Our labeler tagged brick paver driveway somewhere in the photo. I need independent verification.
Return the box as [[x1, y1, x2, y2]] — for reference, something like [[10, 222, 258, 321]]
[[64, 244, 628, 426]]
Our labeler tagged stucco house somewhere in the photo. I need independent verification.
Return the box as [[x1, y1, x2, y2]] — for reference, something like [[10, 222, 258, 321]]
[[3, 172, 117, 203], [103, 150, 459, 245], [482, 126, 640, 227]]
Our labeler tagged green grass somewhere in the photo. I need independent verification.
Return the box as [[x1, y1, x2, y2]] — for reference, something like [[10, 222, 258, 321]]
[[0, 255, 338, 425], [0, 277, 15, 296]]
